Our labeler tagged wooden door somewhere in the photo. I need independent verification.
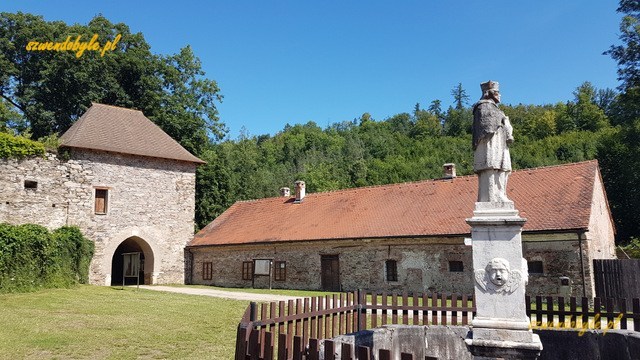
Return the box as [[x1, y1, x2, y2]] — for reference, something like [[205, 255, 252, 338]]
[[321, 255, 340, 291]]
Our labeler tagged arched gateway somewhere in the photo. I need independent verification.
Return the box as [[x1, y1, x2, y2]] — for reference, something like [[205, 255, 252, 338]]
[[110, 237, 154, 285], [101, 228, 164, 286]]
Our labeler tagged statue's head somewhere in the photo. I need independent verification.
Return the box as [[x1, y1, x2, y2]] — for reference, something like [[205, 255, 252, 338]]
[[486, 258, 510, 286], [480, 80, 500, 103]]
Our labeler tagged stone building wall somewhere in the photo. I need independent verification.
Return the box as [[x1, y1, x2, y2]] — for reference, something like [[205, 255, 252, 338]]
[[0, 150, 197, 285], [188, 235, 592, 296], [522, 235, 590, 297], [189, 238, 474, 294], [584, 173, 618, 296], [0, 154, 87, 229]]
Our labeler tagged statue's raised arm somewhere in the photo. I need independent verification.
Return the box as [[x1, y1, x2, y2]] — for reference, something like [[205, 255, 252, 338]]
[[472, 80, 513, 203]]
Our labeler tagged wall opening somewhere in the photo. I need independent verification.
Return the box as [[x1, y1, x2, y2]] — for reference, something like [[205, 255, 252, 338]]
[[110, 237, 154, 285], [24, 180, 38, 190]]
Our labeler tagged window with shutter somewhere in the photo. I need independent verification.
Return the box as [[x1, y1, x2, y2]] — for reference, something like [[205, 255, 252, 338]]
[[242, 261, 253, 280], [95, 189, 108, 214], [202, 262, 213, 280], [274, 261, 286, 281]]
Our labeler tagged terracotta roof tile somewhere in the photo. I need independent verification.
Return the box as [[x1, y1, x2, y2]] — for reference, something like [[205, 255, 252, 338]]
[[190, 161, 600, 247], [60, 103, 205, 164]]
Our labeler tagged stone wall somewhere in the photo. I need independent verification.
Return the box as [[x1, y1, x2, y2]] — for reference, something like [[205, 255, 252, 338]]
[[329, 326, 640, 360], [584, 173, 618, 296], [188, 234, 593, 296], [189, 238, 473, 293], [0, 154, 83, 229], [0, 150, 197, 285], [522, 234, 590, 297]]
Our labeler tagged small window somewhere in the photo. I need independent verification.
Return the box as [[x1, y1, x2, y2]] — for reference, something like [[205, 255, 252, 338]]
[[95, 189, 108, 214], [24, 180, 38, 190], [386, 260, 398, 282], [274, 261, 286, 281], [449, 260, 464, 272], [528, 261, 544, 274], [242, 261, 253, 280], [202, 262, 213, 280]]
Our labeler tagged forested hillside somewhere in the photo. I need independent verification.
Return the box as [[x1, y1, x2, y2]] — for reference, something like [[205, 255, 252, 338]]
[[1, 3, 639, 244], [194, 82, 615, 229]]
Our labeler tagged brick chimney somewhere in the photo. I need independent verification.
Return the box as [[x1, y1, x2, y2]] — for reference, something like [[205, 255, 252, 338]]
[[280, 187, 290, 197], [294, 181, 305, 203], [443, 163, 456, 179]]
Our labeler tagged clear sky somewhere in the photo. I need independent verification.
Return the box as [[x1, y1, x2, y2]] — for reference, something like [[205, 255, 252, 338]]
[[2, 1, 623, 139]]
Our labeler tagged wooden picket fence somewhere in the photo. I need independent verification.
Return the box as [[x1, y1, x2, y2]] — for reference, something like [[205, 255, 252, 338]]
[[236, 291, 640, 360], [526, 295, 640, 331], [235, 290, 474, 360]]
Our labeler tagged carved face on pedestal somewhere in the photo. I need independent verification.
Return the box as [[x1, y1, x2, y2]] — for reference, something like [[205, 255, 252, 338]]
[[487, 258, 509, 286], [475, 257, 522, 294]]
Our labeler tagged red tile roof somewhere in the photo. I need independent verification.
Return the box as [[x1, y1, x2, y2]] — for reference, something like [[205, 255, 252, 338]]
[[60, 103, 205, 164], [190, 161, 601, 247]]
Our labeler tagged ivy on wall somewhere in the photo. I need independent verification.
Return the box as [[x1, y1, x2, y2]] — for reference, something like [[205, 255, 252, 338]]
[[0, 224, 94, 293], [0, 133, 46, 159]]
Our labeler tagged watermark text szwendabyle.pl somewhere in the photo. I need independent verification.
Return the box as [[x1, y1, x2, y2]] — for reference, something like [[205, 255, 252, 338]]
[[25, 34, 121, 58], [530, 313, 625, 336]]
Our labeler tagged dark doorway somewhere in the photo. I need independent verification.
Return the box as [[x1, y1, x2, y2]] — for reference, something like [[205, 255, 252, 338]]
[[321, 255, 340, 291], [111, 238, 146, 286]]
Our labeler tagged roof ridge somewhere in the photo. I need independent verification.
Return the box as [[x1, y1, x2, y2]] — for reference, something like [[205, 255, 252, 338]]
[[512, 159, 597, 173], [91, 102, 143, 113], [231, 160, 599, 205], [235, 197, 276, 204]]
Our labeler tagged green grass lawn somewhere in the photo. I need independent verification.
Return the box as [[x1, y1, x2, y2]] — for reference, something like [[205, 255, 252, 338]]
[[0, 285, 252, 359], [167, 284, 338, 298], [3, 285, 598, 359]]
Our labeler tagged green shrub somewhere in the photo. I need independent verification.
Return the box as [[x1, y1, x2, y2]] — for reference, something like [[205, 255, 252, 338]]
[[52, 226, 95, 283], [0, 223, 94, 293], [620, 238, 640, 259], [0, 132, 46, 159]]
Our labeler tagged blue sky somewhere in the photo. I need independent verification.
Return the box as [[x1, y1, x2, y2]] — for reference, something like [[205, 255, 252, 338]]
[[2, 1, 623, 139]]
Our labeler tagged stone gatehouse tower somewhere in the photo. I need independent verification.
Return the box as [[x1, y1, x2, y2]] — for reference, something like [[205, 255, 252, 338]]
[[0, 103, 204, 285]]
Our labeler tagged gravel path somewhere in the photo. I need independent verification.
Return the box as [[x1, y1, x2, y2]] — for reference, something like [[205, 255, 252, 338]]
[[138, 285, 302, 302]]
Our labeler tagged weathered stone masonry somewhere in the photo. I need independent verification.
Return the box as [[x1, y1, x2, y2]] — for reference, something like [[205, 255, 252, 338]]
[[188, 234, 602, 297], [0, 149, 196, 285]]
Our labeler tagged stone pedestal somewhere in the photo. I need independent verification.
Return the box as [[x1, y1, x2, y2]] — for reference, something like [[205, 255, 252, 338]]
[[465, 202, 542, 360]]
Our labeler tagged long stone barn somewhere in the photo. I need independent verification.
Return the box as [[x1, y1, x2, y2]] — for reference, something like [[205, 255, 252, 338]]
[[0, 103, 204, 285], [186, 160, 616, 297]]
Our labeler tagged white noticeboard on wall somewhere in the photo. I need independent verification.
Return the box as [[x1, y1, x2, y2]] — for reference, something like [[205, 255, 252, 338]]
[[252, 259, 273, 290], [254, 259, 271, 276]]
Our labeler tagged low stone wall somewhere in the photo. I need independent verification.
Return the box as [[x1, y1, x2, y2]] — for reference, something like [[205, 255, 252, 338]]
[[328, 325, 640, 360], [329, 325, 472, 360], [535, 329, 640, 360]]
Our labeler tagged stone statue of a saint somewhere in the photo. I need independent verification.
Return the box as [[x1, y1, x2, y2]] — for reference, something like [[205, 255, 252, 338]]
[[472, 80, 513, 203]]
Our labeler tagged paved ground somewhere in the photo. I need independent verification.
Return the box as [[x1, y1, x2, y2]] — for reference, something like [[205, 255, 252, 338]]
[[138, 285, 302, 302]]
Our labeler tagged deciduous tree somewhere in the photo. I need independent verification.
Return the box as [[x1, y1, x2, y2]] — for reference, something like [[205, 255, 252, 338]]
[[0, 12, 225, 154]]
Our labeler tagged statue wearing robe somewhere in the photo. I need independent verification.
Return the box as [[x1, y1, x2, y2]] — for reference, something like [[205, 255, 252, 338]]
[[472, 81, 513, 203]]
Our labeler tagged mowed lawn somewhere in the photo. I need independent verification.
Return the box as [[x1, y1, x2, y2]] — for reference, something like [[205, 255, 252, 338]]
[[0, 285, 258, 359]]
